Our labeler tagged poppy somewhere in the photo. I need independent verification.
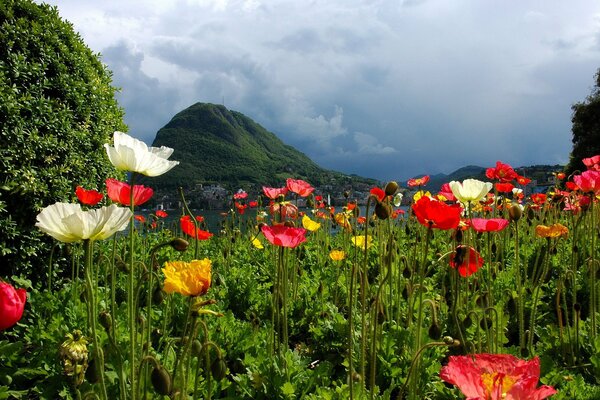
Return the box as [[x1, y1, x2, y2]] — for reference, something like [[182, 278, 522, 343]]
[[412, 196, 462, 230], [556, 172, 566, 180], [261, 225, 306, 248], [180, 215, 213, 240], [134, 215, 146, 223], [329, 250, 346, 261], [583, 154, 600, 171], [235, 202, 248, 215], [301, 215, 321, 232], [449, 179, 493, 205], [162, 259, 211, 297], [516, 175, 531, 185], [334, 212, 352, 231], [407, 175, 430, 187], [262, 186, 288, 200], [104, 131, 179, 176], [233, 190, 248, 199], [486, 161, 518, 182], [471, 218, 509, 233], [535, 223, 568, 238], [75, 186, 103, 206], [370, 187, 386, 201], [495, 182, 515, 193], [449, 245, 484, 277], [0, 281, 27, 331], [440, 353, 556, 400], [105, 178, 154, 207], [249, 201, 258, 208], [252, 238, 264, 249], [286, 178, 314, 197], [269, 202, 298, 219], [195, 215, 205, 223], [351, 235, 373, 249], [573, 170, 600, 193], [156, 210, 168, 218], [530, 193, 547, 205], [437, 183, 456, 202]]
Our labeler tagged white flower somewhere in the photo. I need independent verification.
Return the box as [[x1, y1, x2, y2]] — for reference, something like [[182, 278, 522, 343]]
[[36, 203, 132, 243], [512, 188, 523, 196], [449, 179, 493, 204], [393, 193, 404, 207], [104, 131, 179, 176]]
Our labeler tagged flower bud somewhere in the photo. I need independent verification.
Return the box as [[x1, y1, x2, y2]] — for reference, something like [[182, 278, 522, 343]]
[[375, 202, 392, 220], [284, 220, 296, 227], [428, 322, 442, 340], [211, 356, 227, 380], [508, 204, 522, 221], [152, 286, 165, 305], [99, 311, 112, 332], [85, 357, 100, 384], [151, 365, 172, 395], [169, 238, 189, 252], [384, 181, 399, 196]]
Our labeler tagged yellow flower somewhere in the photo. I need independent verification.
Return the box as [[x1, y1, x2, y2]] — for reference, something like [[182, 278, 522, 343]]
[[351, 235, 373, 249], [535, 223, 568, 238], [329, 250, 346, 261], [302, 214, 321, 232], [412, 190, 432, 202], [162, 259, 212, 296], [334, 212, 352, 231], [252, 238, 264, 249]]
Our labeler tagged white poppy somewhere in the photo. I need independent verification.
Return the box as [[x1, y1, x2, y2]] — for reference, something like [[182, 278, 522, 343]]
[[449, 179, 493, 204], [104, 131, 179, 176]]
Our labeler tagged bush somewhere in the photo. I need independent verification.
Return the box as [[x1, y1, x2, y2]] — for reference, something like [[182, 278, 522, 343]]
[[0, 0, 126, 280]]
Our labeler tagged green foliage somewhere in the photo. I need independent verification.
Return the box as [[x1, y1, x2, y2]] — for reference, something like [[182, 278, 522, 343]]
[[567, 68, 600, 174], [0, 0, 126, 278], [150, 102, 377, 190]]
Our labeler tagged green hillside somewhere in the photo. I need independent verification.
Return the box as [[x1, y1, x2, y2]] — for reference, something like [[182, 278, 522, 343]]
[[149, 102, 376, 189]]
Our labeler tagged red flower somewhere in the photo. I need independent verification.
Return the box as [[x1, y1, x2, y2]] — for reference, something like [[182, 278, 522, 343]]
[[583, 154, 600, 171], [565, 181, 579, 191], [0, 281, 26, 331], [156, 210, 168, 218], [315, 195, 323, 202], [262, 186, 288, 200], [438, 183, 457, 202], [556, 172, 566, 180], [516, 175, 531, 185], [269, 202, 298, 219], [412, 196, 462, 230], [471, 218, 509, 233], [486, 161, 518, 182], [105, 178, 153, 206], [407, 175, 430, 187], [357, 216, 366, 224], [449, 245, 484, 277], [233, 190, 248, 200], [195, 215, 205, 223], [440, 353, 556, 400], [530, 193, 547, 205], [134, 215, 146, 223], [370, 187, 386, 201], [235, 202, 248, 215], [573, 170, 600, 193], [286, 178, 314, 197], [249, 201, 258, 208], [180, 215, 213, 240], [495, 182, 514, 193], [75, 186, 103, 206], [261, 225, 307, 248]]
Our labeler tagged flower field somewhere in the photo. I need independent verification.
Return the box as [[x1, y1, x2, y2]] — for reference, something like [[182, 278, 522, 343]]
[[1, 132, 600, 399]]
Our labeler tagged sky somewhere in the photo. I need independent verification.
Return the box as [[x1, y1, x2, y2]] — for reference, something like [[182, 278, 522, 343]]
[[40, 0, 600, 182]]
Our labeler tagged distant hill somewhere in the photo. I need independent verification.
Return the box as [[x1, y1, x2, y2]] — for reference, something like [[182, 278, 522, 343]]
[[149, 102, 377, 190]]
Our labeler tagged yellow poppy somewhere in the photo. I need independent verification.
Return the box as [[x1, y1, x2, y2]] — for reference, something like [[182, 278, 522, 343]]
[[334, 212, 352, 231], [162, 259, 212, 297], [351, 235, 373, 249], [412, 190, 432, 202], [302, 214, 321, 232], [329, 250, 346, 261], [252, 238, 264, 249]]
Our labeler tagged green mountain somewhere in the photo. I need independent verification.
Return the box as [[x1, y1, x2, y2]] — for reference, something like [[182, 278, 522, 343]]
[[149, 102, 376, 189]]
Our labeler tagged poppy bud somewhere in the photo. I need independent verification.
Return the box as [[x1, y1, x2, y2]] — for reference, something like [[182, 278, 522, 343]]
[[344, 191, 350, 198], [85, 357, 100, 384], [211, 356, 227, 380], [352, 372, 362, 382], [384, 181, 399, 196], [508, 204, 522, 221], [284, 220, 295, 227], [573, 303, 581, 312], [453, 229, 463, 243], [462, 316, 472, 328], [192, 339, 203, 358], [152, 286, 165, 305], [151, 365, 172, 395], [375, 202, 392, 220], [169, 238, 189, 252], [443, 336, 455, 346], [99, 311, 112, 332], [428, 322, 442, 340], [115, 258, 129, 273]]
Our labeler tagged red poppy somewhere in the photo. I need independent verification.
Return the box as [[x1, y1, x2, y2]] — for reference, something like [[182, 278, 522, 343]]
[[0, 281, 26, 331], [392, 209, 405, 219], [556, 172, 566, 180], [150, 222, 157, 229], [156, 210, 168, 218], [516, 175, 531, 185], [470, 218, 509, 233], [195, 215, 205, 223], [440, 353, 556, 400], [134, 215, 146, 223], [262, 186, 288, 200], [370, 187, 386, 201], [180, 215, 213, 240], [449, 245, 484, 277], [486, 161, 518, 182], [583, 154, 600, 171], [357, 216, 367, 224], [565, 181, 579, 191], [261, 225, 306, 248], [75, 186, 104, 206], [233, 190, 248, 200], [346, 202, 357, 211], [494, 182, 514, 193], [286, 178, 314, 197], [105, 178, 154, 206], [407, 175, 430, 187], [573, 170, 600, 193], [269, 202, 298, 219], [235, 202, 248, 215], [412, 196, 462, 230], [315, 195, 323, 202], [530, 193, 547, 205], [249, 201, 258, 208]]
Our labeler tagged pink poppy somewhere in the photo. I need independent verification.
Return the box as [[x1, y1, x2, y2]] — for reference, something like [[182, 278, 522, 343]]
[[0, 281, 27, 331], [261, 225, 307, 248], [105, 178, 153, 206], [583, 154, 600, 171], [262, 186, 289, 200], [471, 218, 509, 233], [286, 178, 314, 197], [573, 170, 600, 193], [233, 190, 248, 200], [440, 353, 556, 400], [407, 175, 430, 187]]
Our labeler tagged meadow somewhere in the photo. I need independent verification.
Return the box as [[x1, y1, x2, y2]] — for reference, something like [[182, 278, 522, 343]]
[[1, 132, 600, 399]]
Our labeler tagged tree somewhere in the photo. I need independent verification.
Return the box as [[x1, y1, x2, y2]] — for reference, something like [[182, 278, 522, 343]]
[[566, 68, 600, 175], [0, 0, 126, 279]]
